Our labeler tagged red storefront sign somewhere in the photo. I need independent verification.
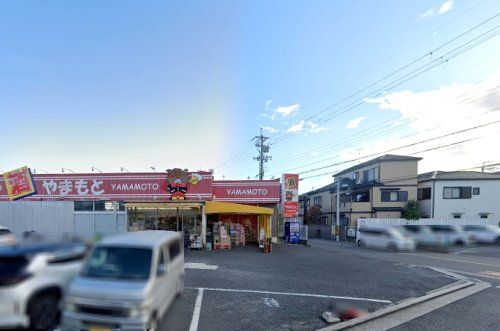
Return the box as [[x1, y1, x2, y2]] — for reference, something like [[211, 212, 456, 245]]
[[0, 172, 213, 201], [283, 201, 299, 218], [212, 180, 280, 203]]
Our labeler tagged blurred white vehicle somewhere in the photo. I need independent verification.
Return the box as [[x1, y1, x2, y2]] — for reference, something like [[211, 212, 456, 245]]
[[0, 226, 16, 245], [63, 231, 184, 331], [357, 227, 415, 251], [0, 241, 88, 330], [462, 225, 500, 244], [428, 225, 470, 246], [398, 225, 447, 248]]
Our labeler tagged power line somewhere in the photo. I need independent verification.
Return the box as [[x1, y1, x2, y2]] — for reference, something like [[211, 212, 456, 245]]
[[298, 118, 500, 177], [268, 16, 500, 146]]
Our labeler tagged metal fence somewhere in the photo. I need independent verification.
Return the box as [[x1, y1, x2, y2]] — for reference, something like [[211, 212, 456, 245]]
[[357, 218, 500, 229]]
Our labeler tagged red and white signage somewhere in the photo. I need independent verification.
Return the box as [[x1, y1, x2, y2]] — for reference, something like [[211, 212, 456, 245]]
[[0, 172, 213, 201], [212, 180, 280, 203], [282, 174, 299, 218]]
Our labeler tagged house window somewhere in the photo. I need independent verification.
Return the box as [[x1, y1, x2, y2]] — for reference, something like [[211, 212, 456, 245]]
[[479, 214, 488, 219], [307, 198, 310, 207], [313, 196, 322, 206], [417, 187, 432, 200], [473, 187, 480, 195], [443, 187, 472, 199], [352, 172, 359, 181], [363, 168, 378, 182], [381, 191, 408, 202], [453, 214, 462, 219], [321, 216, 328, 225]]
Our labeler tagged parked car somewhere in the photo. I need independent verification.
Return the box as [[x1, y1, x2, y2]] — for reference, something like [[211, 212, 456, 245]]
[[428, 225, 470, 246], [462, 225, 500, 244], [0, 225, 16, 245], [0, 241, 88, 330], [357, 227, 415, 251], [62, 231, 184, 331], [398, 225, 447, 248]]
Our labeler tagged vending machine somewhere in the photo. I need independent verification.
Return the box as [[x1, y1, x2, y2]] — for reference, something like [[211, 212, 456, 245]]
[[284, 221, 300, 244]]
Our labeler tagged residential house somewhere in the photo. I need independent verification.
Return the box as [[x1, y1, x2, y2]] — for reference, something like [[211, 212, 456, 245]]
[[304, 183, 336, 225], [332, 154, 422, 231], [417, 171, 500, 219]]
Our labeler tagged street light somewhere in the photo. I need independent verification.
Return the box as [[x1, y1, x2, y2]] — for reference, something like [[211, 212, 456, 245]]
[[150, 166, 156, 172], [120, 167, 129, 172], [91, 166, 102, 173], [61, 168, 75, 173]]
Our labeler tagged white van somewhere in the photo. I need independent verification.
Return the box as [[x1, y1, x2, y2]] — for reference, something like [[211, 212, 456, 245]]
[[357, 227, 415, 251], [62, 231, 184, 331]]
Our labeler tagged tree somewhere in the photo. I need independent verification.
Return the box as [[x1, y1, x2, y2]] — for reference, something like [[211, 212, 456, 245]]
[[402, 200, 421, 220], [304, 205, 322, 224]]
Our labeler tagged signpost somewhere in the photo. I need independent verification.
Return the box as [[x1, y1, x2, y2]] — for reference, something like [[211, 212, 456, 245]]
[[2, 167, 37, 200]]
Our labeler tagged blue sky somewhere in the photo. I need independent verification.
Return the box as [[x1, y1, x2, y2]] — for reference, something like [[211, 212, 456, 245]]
[[1, 0, 500, 192]]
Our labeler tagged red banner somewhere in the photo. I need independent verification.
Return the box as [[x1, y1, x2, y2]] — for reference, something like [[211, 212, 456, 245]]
[[284, 201, 299, 218], [0, 172, 213, 201], [212, 180, 280, 203]]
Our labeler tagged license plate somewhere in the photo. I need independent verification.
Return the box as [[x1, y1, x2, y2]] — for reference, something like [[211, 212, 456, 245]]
[[89, 326, 111, 331]]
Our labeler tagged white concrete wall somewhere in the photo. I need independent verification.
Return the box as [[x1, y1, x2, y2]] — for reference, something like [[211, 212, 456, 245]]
[[419, 179, 500, 219]]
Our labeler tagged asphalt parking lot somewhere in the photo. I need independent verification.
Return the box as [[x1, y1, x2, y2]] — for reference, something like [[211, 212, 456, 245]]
[[162, 243, 455, 331]]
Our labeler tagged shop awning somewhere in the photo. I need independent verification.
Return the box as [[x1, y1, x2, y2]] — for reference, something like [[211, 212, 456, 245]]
[[125, 202, 202, 209], [204, 201, 274, 215]]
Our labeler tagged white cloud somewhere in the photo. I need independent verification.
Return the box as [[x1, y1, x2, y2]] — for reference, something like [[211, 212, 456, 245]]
[[307, 122, 329, 133], [286, 120, 329, 133], [360, 69, 500, 173], [274, 103, 300, 116], [261, 102, 300, 121], [287, 120, 305, 133], [262, 126, 278, 133], [266, 99, 273, 110], [346, 116, 367, 129], [419, 0, 453, 19]]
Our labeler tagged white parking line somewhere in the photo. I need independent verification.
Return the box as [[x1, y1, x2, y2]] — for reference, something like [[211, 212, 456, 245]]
[[186, 287, 392, 304], [185, 262, 218, 270], [189, 288, 204, 331]]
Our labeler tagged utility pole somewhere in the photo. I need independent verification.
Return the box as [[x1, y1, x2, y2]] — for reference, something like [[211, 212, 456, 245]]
[[253, 128, 271, 180]]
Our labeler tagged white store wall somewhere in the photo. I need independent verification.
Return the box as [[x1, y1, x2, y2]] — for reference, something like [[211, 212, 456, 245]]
[[0, 201, 127, 240]]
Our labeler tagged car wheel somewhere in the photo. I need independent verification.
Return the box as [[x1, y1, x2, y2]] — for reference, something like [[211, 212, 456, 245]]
[[454, 240, 465, 246], [387, 243, 398, 252], [357, 240, 365, 248], [28, 292, 60, 330], [495, 237, 500, 245], [148, 313, 159, 331]]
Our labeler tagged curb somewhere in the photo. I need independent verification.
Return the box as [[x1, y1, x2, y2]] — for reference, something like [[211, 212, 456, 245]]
[[317, 267, 475, 331]]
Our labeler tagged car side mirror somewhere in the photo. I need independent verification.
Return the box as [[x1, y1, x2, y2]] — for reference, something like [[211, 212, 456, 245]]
[[157, 264, 167, 276]]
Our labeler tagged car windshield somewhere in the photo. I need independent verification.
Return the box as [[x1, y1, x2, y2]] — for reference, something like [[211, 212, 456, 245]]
[[81, 246, 152, 280], [0, 229, 11, 235]]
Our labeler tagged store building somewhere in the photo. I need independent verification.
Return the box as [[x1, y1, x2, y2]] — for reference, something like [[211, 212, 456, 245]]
[[0, 169, 281, 250]]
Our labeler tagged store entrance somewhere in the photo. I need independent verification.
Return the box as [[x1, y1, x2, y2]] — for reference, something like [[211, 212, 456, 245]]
[[126, 203, 202, 236]]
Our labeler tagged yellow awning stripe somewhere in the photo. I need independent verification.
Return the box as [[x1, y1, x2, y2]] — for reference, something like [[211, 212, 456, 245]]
[[204, 201, 274, 215]]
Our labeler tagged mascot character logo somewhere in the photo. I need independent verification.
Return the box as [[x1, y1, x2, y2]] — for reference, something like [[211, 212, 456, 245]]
[[167, 168, 189, 200]]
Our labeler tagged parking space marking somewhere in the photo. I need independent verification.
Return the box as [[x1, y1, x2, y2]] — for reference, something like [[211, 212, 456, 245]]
[[189, 288, 204, 331], [185, 262, 218, 270], [186, 287, 392, 304], [262, 297, 280, 308]]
